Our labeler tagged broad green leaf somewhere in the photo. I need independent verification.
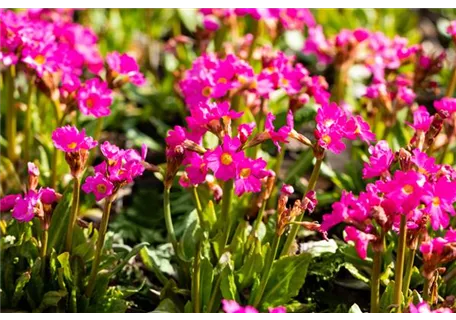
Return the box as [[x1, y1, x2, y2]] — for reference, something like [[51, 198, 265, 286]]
[[47, 185, 73, 254], [109, 242, 149, 275], [260, 252, 312, 309], [201, 200, 217, 230], [35, 290, 67, 312], [200, 257, 214, 311], [380, 281, 397, 313], [153, 298, 181, 313], [236, 238, 264, 290], [220, 264, 239, 301], [12, 272, 31, 307], [181, 218, 202, 260], [139, 247, 168, 285], [57, 252, 73, 284]]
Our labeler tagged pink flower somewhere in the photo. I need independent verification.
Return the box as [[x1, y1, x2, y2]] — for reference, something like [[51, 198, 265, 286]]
[[408, 106, 432, 132], [411, 149, 439, 176], [82, 173, 115, 201], [345, 115, 376, 142], [281, 184, 294, 196], [222, 300, 258, 313], [377, 170, 426, 214], [60, 73, 81, 96], [28, 162, 40, 176], [362, 140, 394, 179], [205, 136, 244, 181], [434, 97, 456, 115], [234, 157, 269, 196], [0, 194, 21, 212], [422, 177, 456, 230], [40, 187, 58, 204], [202, 15, 220, 31], [12, 190, 39, 222], [448, 20, 456, 42], [52, 125, 97, 152], [22, 43, 59, 76], [185, 154, 208, 186], [77, 78, 113, 118], [106, 51, 145, 86], [315, 103, 349, 154], [303, 26, 333, 65], [237, 122, 255, 144], [344, 226, 376, 260], [268, 306, 287, 313], [397, 85, 416, 105], [265, 111, 293, 152], [409, 302, 452, 313]]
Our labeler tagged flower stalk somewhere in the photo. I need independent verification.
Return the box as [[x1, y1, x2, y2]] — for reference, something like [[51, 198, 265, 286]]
[[370, 250, 382, 313], [220, 179, 234, 248], [164, 185, 179, 254], [393, 214, 407, 312], [65, 177, 81, 252]]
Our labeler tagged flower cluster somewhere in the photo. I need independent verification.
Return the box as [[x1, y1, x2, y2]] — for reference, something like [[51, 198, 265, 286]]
[[199, 8, 315, 32], [323, 138, 456, 259], [221, 300, 286, 313], [420, 229, 456, 279], [408, 302, 453, 313], [1, 9, 145, 119], [0, 163, 59, 224], [82, 141, 147, 201]]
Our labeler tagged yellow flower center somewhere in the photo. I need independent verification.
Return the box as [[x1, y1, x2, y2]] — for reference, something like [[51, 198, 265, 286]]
[[217, 77, 227, 84], [402, 184, 414, 194], [96, 184, 107, 194], [322, 134, 331, 145], [67, 142, 77, 149], [432, 197, 440, 206], [280, 78, 289, 86], [34, 54, 46, 65], [240, 168, 251, 179], [238, 75, 247, 85], [202, 86, 212, 97], [221, 152, 233, 166]]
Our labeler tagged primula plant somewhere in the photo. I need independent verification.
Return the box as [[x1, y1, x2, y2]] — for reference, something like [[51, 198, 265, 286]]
[[1, 8, 456, 314]]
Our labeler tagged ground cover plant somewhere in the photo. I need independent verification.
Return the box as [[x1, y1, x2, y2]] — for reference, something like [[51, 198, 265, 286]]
[[1, 8, 456, 313]]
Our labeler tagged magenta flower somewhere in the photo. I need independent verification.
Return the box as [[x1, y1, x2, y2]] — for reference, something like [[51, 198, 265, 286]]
[[397, 85, 416, 105], [408, 106, 432, 132], [234, 157, 269, 196], [100, 141, 121, 161], [106, 51, 145, 86], [202, 15, 220, 31], [185, 154, 208, 186], [411, 149, 439, 176], [77, 78, 113, 118], [409, 302, 453, 313], [344, 226, 376, 260], [268, 306, 287, 313], [434, 97, 456, 115], [12, 190, 39, 222], [422, 177, 456, 230], [448, 20, 456, 42], [238, 122, 256, 144], [22, 43, 59, 76], [265, 111, 293, 152], [345, 115, 376, 142], [222, 300, 258, 313], [28, 162, 40, 176], [314, 103, 350, 154], [205, 136, 244, 181], [280, 184, 294, 196], [82, 173, 115, 201], [0, 194, 21, 212], [40, 187, 58, 205], [52, 126, 97, 152], [303, 26, 333, 65], [362, 140, 394, 179], [378, 170, 426, 214]]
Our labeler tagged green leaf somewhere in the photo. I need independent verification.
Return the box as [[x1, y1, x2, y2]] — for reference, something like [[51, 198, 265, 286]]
[[57, 252, 73, 284], [201, 200, 217, 230], [12, 272, 31, 307], [109, 242, 149, 276], [181, 217, 202, 260], [177, 9, 198, 32], [380, 281, 397, 313], [220, 263, 239, 301], [260, 252, 312, 309], [35, 290, 67, 312], [139, 247, 168, 285], [200, 257, 214, 311], [153, 298, 181, 313], [47, 185, 73, 254], [236, 238, 264, 290], [349, 303, 363, 313]]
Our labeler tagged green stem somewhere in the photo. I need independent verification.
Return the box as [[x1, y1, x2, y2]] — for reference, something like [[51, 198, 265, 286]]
[[393, 214, 407, 312], [402, 248, 416, 298], [251, 199, 267, 238], [252, 233, 280, 308], [192, 241, 202, 313], [6, 67, 17, 163], [164, 186, 179, 254], [206, 272, 223, 313], [280, 156, 323, 257], [65, 178, 81, 253], [370, 250, 382, 313], [51, 99, 63, 189], [220, 179, 234, 248], [267, 144, 286, 208], [24, 77, 35, 164], [192, 186, 205, 229], [423, 277, 431, 302], [40, 228, 48, 276], [446, 65, 456, 98], [85, 198, 113, 298]]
